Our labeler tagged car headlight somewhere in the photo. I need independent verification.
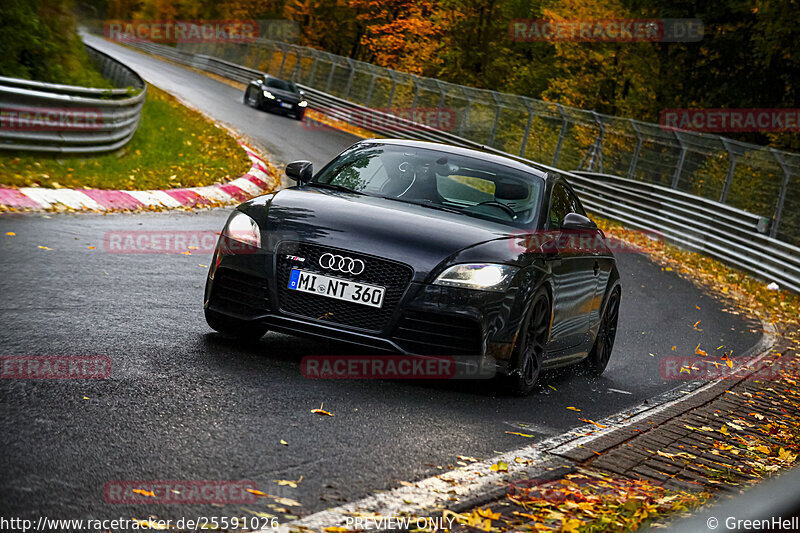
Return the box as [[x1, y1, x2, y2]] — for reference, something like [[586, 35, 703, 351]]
[[263, 90, 275, 99], [298, 100, 308, 107], [222, 211, 261, 249], [433, 264, 518, 292]]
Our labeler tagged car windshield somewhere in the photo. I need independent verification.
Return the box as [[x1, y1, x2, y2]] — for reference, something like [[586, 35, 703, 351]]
[[312, 143, 544, 227], [264, 78, 297, 92]]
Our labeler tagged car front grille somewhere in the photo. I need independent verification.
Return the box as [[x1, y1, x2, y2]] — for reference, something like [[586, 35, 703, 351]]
[[393, 311, 482, 355], [276, 242, 414, 333], [209, 267, 270, 317]]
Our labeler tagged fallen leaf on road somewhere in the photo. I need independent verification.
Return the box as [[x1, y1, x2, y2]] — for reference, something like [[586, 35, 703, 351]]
[[489, 461, 508, 472], [274, 475, 303, 488], [721, 353, 734, 368], [566, 406, 581, 411], [580, 418, 608, 429], [5, 232, 15, 236], [280, 439, 288, 446], [246, 488, 269, 497], [273, 496, 302, 507], [38, 246, 51, 250], [198, 264, 207, 268], [695, 344, 707, 356], [779, 448, 797, 463], [311, 402, 334, 416], [505, 431, 536, 437], [476, 508, 501, 520], [692, 320, 703, 331], [132, 489, 156, 498]]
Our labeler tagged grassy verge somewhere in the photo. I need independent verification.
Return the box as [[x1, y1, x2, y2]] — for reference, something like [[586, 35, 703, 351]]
[[0, 84, 250, 190]]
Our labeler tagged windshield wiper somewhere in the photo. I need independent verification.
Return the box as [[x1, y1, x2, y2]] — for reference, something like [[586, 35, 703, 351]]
[[383, 197, 466, 216], [305, 182, 365, 195]]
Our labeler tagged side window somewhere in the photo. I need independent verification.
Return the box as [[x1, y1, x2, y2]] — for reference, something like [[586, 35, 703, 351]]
[[565, 188, 586, 216], [548, 183, 571, 229]]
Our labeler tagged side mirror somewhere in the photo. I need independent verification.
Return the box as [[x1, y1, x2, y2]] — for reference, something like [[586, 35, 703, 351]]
[[562, 212, 597, 230], [286, 161, 313, 183]]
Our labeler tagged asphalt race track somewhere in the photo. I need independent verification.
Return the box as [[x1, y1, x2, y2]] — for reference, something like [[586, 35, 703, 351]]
[[0, 38, 762, 522]]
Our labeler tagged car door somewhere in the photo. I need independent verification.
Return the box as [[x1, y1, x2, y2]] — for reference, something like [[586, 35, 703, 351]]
[[544, 180, 598, 356], [564, 184, 614, 336]]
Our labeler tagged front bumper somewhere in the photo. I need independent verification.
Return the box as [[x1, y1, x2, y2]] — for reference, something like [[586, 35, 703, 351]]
[[261, 98, 303, 114], [204, 238, 526, 373]]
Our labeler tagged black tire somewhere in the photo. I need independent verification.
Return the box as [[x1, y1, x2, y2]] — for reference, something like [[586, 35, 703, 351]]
[[205, 308, 268, 341], [583, 286, 620, 375], [293, 110, 306, 121], [506, 287, 550, 396], [244, 86, 260, 109]]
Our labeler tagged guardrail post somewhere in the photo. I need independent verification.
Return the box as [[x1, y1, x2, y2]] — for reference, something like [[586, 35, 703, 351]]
[[459, 97, 472, 138], [365, 72, 377, 107], [628, 119, 643, 180], [325, 60, 337, 93], [671, 131, 687, 188], [344, 58, 356, 100], [519, 100, 534, 157], [769, 148, 791, 238], [308, 56, 319, 86], [590, 111, 605, 173], [386, 72, 398, 110], [487, 92, 502, 147], [719, 138, 738, 203], [278, 45, 288, 77], [552, 104, 568, 167]]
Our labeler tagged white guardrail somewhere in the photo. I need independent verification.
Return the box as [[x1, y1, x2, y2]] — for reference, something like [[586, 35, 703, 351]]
[[0, 44, 145, 153]]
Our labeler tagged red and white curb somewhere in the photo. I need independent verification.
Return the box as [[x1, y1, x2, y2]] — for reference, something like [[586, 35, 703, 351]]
[[0, 144, 275, 212]]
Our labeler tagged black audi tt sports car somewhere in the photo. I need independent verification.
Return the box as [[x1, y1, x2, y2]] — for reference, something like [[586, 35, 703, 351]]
[[204, 139, 620, 394], [244, 74, 308, 120]]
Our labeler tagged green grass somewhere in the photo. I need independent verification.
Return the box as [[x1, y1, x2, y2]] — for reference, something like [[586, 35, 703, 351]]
[[0, 84, 250, 190]]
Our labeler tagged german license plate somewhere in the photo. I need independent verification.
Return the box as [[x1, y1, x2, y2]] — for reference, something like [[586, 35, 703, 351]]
[[288, 269, 385, 308], [280, 102, 293, 109]]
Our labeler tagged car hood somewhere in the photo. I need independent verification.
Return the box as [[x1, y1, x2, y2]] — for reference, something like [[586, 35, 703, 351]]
[[249, 188, 518, 281]]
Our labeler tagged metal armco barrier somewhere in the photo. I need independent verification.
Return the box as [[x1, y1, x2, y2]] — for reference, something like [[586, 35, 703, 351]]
[[0, 44, 145, 153], [115, 37, 800, 294]]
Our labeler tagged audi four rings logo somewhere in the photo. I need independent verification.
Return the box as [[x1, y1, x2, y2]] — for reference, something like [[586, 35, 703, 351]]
[[319, 253, 366, 275]]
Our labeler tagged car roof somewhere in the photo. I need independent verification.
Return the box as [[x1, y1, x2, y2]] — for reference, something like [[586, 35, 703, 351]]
[[359, 138, 550, 180]]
